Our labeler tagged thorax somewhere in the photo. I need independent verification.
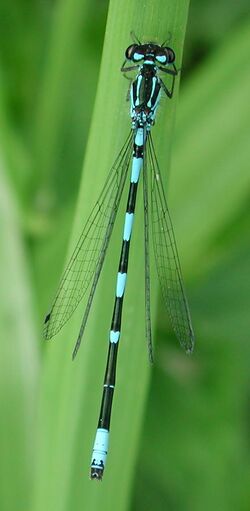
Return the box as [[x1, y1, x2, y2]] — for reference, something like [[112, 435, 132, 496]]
[[130, 63, 161, 129]]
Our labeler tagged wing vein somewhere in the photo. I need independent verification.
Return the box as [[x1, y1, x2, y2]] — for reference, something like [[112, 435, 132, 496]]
[[148, 133, 194, 353], [44, 131, 133, 341]]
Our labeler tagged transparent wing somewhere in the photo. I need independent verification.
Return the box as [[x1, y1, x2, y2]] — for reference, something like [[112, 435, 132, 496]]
[[142, 135, 153, 363], [44, 131, 133, 340], [148, 134, 194, 353]]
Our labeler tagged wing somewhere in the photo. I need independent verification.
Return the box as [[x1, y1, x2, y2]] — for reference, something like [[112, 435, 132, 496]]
[[142, 137, 153, 363], [44, 131, 133, 340], [147, 133, 195, 353]]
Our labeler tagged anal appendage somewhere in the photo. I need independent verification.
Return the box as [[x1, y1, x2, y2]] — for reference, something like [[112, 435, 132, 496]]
[[90, 428, 109, 481]]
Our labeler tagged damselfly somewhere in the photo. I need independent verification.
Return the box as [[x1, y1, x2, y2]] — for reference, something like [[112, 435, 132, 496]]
[[44, 36, 195, 480]]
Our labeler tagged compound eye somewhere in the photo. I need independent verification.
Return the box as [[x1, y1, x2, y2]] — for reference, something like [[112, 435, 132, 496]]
[[155, 54, 167, 64], [125, 44, 137, 60], [163, 47, 175, 64], [133, 51, 144, 61], [125, 44, 144, 62]]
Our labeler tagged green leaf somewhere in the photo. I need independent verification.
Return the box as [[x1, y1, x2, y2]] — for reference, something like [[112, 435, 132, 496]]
[[32, 0, 108, 314], [132, 17, 250, 511], [169, 18, 250, 274], [33, 1, 190, 510], [0, 104, 39, 510]]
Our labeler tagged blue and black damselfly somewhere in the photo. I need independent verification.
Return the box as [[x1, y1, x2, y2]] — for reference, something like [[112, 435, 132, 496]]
[[44, 36, 195, 480]]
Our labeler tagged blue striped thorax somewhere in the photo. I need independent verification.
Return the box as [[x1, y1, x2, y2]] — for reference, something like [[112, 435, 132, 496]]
[[125, 42, 175, 130]]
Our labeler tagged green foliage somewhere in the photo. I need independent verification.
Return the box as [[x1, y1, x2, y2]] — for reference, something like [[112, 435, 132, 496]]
[[0, 0, 250, 510], [132, 15, 250, 511]]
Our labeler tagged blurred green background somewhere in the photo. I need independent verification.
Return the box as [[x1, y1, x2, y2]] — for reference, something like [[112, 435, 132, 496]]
[[1, 0, 250, 510]]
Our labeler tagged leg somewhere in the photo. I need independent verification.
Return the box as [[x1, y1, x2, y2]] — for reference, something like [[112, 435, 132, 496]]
[[121, 63, 139, 96], [159, 64, 178, 99], [159, 63, 178, 76], [121, 63, 139, 73], [126, 81, 132, 101], [159, 76, 175, 99], [121, 62, 139, 100]]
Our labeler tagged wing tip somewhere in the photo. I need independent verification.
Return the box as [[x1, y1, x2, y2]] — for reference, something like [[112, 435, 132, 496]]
[[44, 312, 51, 325], [72, 339, 80, 360], [43, 312, 53, 340], [184, 331, 195, 355]]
